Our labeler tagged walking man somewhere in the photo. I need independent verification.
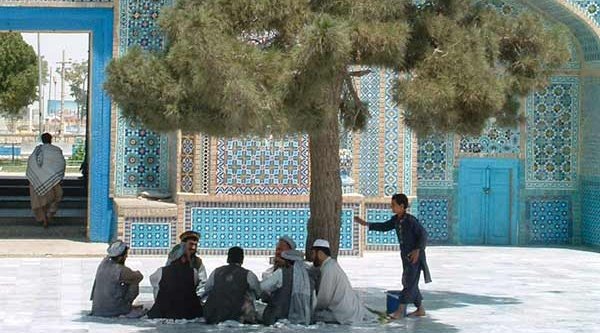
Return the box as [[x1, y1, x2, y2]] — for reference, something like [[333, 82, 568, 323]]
[[26, 133, 65, 228]]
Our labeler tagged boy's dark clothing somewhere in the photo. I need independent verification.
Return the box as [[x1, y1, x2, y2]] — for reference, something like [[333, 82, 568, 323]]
[[368, 213, 432, 305]]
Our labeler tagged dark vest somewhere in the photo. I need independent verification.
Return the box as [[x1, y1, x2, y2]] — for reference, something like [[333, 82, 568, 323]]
[[262, 267, 293, 325], [204, 264, 250, 324], [90, 257, 130, 317], [147, 261, 203, 319]]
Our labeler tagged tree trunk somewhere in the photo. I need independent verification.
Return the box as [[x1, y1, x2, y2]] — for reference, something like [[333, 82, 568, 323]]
[[307, 112, 342, 258]]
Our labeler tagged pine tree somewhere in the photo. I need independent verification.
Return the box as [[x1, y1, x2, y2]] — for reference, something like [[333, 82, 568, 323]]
[[105, 0, 569, 256]]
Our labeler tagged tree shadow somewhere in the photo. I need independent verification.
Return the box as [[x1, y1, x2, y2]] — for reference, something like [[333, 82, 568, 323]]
[[358, 287, 520, 313], [72, 288, 476, 333]]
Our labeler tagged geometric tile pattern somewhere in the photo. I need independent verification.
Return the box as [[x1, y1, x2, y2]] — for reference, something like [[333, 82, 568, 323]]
[[417, 134, 455, 188], [180, 134, 194, 192], [358, 68, 381, 197], [118, 0, 172, 54], [130, 223, 171, 248], [418, 197, 451, 243], [383, 70, 400, 196], [365, 209, 398, 246], [526, 76, 579, 189], [200, 135, 211, 194], [535, 0, 600, 63], [527, 198, 572, 244], [403, 123, 414, 196], [365, 198, 451, 246], [114, 0, 173, 196], [460, 123, 520, 155], [581, 178, 600, 246], [124, 217, 177, 254], [215, 135, 309, 195], [186, 202, 359, 255], [115, 119, 169, 195]]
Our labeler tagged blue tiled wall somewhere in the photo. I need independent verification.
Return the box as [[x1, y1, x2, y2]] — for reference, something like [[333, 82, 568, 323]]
[[189, 206, 356, 251], [580, 77, 600, 247], [366, 198, 451, 247], [526, 198, 572, 244]]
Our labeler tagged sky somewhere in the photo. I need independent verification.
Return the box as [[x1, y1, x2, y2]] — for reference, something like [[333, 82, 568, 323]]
[[21, 33, 89, 111]]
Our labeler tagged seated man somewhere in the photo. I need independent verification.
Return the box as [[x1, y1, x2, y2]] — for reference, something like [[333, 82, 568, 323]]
[[261, 249, 313, 325], [262, 235, 296, 280], [311, 239, 366, 325], [150, 230, 207, 299], [90, 240, 144, 317], [203, 246, 261, 324], [147, 244, 203, 319]]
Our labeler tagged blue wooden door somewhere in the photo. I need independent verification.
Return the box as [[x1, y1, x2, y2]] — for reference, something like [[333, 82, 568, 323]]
[[459, 159, 519, 245]]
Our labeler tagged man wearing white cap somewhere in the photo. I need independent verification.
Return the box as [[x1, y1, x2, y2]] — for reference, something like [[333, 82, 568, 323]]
[[90, 240, 144, 317], [262, 235, 297, 280], [311, 239, 366, 324]]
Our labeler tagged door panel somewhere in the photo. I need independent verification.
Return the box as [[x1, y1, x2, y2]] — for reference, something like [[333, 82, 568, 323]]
[[461, 167, 486, 245], [487, 168, 511, 245], [459, 159, 518, 245]]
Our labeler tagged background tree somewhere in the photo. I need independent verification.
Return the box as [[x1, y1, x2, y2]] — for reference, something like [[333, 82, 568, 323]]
[[0, 32, 39, 117], [105, 0, 569, 257], [60, 60, 88, 119]]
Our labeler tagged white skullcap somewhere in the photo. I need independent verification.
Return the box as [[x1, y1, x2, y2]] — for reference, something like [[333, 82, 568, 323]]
[[312, 239, 330, 249]]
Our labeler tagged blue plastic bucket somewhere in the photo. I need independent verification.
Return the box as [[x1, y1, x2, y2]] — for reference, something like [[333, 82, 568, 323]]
[[385, 290, 406, 315]]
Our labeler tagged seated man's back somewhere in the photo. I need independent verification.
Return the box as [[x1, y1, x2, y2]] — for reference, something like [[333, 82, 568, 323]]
[[204, 247, 260, 324], [147, 244, 203, 319], [91, 241, 143, 317]]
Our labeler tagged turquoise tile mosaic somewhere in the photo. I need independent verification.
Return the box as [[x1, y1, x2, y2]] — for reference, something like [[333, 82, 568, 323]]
[[417, 135, 454, 188], [459, 123, 520, 155], [130, 223, 171, 248], [215, 136, 309, 195], [365, 209, 398, 246], [186, 202, 358, 254], [124, 217, 177, 254], [114, 0, 172, 196], [527, 198, 572, 244], [365, 198, 450, 247], [358, 68, 381, 197], [180, 135, 194, 192], [383, 70, 401, 196], [419, 198, 451, 243], [581, 178, 600, 246], [526, 76, 579, 189]]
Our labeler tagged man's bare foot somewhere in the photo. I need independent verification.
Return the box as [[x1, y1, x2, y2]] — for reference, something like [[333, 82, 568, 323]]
[[408, 307, 426, 317]]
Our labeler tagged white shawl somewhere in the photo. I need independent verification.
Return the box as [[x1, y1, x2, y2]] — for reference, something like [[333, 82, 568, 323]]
[[26, 144, 66, 196]]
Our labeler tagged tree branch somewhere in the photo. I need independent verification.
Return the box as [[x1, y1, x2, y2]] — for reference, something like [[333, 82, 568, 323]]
[[348, 69, 371, 77], [343, 73, 368, 125]]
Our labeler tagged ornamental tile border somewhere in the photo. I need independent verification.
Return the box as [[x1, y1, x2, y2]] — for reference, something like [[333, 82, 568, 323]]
[[358, 68, 381, 197]]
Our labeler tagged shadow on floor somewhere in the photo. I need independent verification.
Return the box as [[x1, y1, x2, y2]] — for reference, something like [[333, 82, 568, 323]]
[[358, 287, 521, 313], [70, 289, 518, 332]]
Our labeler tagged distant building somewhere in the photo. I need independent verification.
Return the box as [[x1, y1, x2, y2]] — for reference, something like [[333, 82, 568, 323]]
[[46, 100, 79, 118]]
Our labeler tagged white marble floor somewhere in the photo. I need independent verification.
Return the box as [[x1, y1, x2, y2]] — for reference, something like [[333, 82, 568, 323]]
[[0, 247, 599, 333]]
